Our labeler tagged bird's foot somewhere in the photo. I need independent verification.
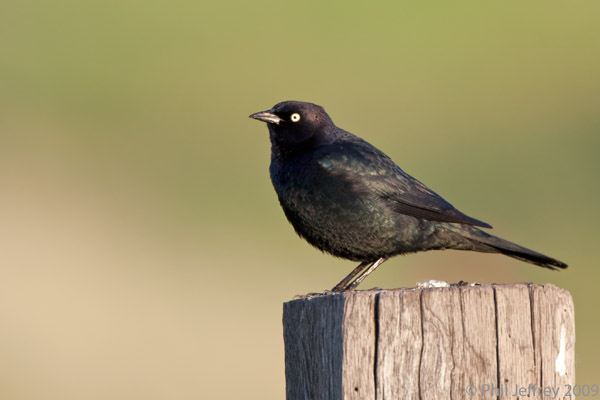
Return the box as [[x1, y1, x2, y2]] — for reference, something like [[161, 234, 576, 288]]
[[293, 291, 334, 299]]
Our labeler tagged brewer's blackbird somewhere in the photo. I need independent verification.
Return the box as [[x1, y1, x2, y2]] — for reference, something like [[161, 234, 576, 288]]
[[250, 101, 567, 291]]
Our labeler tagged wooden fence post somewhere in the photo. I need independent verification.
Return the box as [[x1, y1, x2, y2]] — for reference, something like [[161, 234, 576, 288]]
[[283, 283, 574, 400]]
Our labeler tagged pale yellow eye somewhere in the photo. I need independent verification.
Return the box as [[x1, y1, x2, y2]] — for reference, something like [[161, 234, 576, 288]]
[[290, 113, 301, 122]]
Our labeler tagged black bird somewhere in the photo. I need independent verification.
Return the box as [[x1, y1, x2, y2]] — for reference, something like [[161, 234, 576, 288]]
[[250, 101, 567, 291]]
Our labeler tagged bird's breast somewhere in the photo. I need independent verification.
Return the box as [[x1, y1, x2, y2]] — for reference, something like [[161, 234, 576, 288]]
[[269, 157, 406, 260]]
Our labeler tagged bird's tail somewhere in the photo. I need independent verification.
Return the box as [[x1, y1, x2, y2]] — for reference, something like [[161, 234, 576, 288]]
[[460, 227, 568, 270]]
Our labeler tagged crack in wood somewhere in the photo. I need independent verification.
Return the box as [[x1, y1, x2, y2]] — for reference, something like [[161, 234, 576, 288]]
[[493, 285, 501, 400], [373, 292, 380, 400], [418, 290, 425, 400]]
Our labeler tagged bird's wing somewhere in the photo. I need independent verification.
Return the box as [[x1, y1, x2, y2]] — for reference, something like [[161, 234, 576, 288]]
[[316, 139, 492, 228]]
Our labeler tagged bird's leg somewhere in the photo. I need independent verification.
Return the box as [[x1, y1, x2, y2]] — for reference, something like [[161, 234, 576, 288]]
[[331, 261, 371, 292], [343, 256, 389, 291]]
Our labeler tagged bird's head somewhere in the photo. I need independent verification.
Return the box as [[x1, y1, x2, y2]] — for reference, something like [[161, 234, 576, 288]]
[[250, 101, 336, 157]]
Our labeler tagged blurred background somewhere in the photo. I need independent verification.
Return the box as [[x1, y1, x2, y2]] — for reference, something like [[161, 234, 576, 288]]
[[1, 0, 598, 398]]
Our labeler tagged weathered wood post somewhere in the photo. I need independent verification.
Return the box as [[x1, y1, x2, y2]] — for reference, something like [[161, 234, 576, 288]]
[[283, 283, 574, 400]]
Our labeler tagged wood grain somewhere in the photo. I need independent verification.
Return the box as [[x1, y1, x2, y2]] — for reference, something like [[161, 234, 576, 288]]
[[283, 284, 575, 400]]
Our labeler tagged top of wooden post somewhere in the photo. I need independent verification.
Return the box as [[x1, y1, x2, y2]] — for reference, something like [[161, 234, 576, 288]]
[[283, 283, 575, 400]]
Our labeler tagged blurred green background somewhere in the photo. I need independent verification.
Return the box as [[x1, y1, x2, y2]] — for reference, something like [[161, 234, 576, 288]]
[[1, 0, 598, 398]]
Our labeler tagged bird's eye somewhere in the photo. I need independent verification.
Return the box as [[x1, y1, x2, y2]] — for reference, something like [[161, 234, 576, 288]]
[[290, 113, 301, 122]]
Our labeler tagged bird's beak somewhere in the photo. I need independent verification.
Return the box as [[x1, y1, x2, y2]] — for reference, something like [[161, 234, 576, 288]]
[[249, 110, 283, 125]]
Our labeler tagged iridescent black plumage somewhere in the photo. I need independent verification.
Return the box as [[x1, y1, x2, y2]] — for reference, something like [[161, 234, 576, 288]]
[[250, 101, 567, 291]]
